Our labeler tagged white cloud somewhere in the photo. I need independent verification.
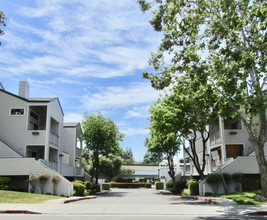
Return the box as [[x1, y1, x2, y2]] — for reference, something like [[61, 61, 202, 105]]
[[0, 0, 161, 79], [125, 105, 151, 119], [81, 82, 161, 111], [64, 113, 83, 123], [120, 127, 149, 136]]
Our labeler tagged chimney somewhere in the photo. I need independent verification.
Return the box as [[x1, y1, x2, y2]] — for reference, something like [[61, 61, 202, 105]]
[[18, 81, 29, 99]]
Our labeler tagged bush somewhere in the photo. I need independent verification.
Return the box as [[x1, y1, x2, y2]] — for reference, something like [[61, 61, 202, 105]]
[[0, 177, 11, 190], [111, 182, 146, 188], [38, 173, 50, 194], [175, 179, 187, 194], [187, 179, 199, 195], [206, 173, 221, 195], [155, 182, 164, 190], [72, 181, 85, 196], [28, 175, 38, 193], [102, 183, 111, 190], [52, 175, 60, 195], [145, 183, 152, 188], [92, 183, 101, 194], [84, 181, 93, 190]]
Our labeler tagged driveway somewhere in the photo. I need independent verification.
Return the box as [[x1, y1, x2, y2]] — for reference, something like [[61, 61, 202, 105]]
[[74, 187, 227, 216]]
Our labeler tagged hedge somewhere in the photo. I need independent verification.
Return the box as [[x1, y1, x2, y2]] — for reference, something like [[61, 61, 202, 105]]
[[111, 182, 146, 188], [155, 182, 164, 190], [102, 183, 111, 190]]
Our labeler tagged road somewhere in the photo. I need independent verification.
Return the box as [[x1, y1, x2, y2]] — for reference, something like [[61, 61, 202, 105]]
[[0, 188, 266, 219]]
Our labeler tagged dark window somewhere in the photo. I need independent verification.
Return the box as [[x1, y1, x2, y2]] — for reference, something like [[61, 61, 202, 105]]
[[11, 108, 24, 115]]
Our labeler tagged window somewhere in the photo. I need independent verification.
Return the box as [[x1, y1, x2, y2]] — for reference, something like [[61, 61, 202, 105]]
[[30, 111, 39, 121], [10, 108, 24, 115], [224, 117, 242, 129]]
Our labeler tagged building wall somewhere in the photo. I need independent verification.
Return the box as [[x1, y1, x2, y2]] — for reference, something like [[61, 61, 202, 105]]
[[62, 127, 76, 166]]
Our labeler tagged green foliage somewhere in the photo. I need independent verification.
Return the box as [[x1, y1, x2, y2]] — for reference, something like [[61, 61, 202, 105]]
[[84, 181, 93, 190], [122, 147, 135, 164], [111, 182, 146, 188], [51, 175, 60, 195], [232, 173, 243, 191], [38, 174, 50, 194], [72, 181, 85, 196], [28, 175, 38, 193], [155, 182, 164, 190], [242, 176, 261, 191], [82, 113, 124, 183], [218, 191, 266, 205], [138, 0, 267, 196], [187, 179, 199, 195], [99, 155, 123, 182], [102, 183, 111, 190], [0, 10, 6, 37], [92, 183, 101, 194], [0, 177, 11, 190], [206, 173, 221, 195], [145, 183, 152, 188]]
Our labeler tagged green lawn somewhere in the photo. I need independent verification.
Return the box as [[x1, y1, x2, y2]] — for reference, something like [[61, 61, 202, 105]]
[[217, 191, 267, 205], [0, 190, 62, 203]]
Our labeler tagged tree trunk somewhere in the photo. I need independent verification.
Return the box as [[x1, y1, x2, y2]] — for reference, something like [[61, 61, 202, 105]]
[[167, 155, 177, 193], [244, 112, 267, 198]]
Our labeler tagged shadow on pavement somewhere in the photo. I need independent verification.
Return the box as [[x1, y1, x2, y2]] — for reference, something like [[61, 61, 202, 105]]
[[195, 204, 267, 220], [98, 191, 128, 198]]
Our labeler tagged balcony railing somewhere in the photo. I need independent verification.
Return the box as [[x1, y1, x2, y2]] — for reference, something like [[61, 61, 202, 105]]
[[49, 132, 59, 146], [210, 131, 221, 145]]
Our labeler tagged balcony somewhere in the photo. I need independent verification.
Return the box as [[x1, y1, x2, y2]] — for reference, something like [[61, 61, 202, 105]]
[[210, 131, 221, 145], [49, 132, 59, 147]]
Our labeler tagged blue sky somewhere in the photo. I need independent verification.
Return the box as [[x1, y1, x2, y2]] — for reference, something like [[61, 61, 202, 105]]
[[0, 0, 166, 161]]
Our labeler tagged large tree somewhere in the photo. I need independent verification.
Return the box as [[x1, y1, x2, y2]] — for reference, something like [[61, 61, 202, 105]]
[[82, 113, 124, 184], [122, 147, 135, 164], [99, 155, 123, 182], [146, 98, 181, 190], [138, 0, 267, 196]]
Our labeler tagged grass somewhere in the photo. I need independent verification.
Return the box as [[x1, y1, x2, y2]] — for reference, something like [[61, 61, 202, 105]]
[[0, 190, 62, 204], [216, 190, 267, 205]]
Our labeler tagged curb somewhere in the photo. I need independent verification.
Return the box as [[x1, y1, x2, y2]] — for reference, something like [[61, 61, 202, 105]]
[[172, 195, 233, 205], [0, 210, 41, 214], [62, 195, 97, 204]]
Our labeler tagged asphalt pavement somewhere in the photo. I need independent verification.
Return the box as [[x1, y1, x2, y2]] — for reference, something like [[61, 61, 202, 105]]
[[0, 188, 266, 218]]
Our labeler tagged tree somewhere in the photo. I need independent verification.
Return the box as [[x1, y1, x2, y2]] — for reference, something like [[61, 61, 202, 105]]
[[122, 147, 135, 164], [99, 155, 123, 182], [0, 10, 6, 38], [146, 98, 181, 190], [143, 151, 162, 165], [82, 113, 124, 184], [138, 0, 267, 197]]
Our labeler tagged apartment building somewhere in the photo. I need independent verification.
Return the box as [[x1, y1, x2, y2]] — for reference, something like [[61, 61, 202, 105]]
[[0, 81, 84, 196]]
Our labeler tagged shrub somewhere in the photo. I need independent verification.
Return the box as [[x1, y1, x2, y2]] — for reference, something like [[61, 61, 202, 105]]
[[38, 173, 50, 194], [155, 182, 164, 190], [111, 182, 146, 188], [175, 179, 187, 194], [232, 173, 243, 192], [84, 181, 93, 190], [206, 173, 221, 195], [187, 179, 199, 195], [72, 181, 85, 196], [102, 183, 111, 190], [52, 175, 60, 195], [145, 183, 152, 188], [92, 183, 101, 194], [0, 177, 11, 190], [28, 175, 38, 193]]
